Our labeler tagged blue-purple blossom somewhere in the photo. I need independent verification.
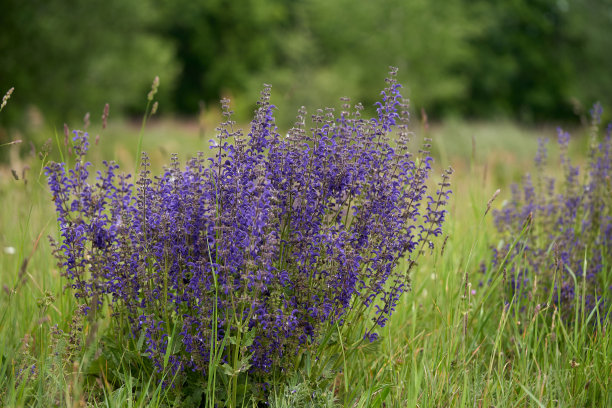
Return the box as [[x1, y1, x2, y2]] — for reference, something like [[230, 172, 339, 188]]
[[487, 108, 611, 324], [46, 69, 450, 383]]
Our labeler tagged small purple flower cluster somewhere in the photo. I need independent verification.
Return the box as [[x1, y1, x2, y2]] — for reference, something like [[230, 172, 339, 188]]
[[490, 105, 611, 322], [46, 69, 450, 381]]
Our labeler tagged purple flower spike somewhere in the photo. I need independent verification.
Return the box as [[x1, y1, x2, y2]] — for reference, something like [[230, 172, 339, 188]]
[[485, 105, 611, 325], [46, 68, 450, 383]]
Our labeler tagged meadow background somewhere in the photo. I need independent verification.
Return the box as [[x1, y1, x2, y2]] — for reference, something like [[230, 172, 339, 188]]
[[1, 1, 611, 406]]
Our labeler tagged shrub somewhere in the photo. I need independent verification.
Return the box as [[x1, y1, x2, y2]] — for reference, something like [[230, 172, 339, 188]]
[[488, 104, 611, 324], [45, 69, 451, 404]]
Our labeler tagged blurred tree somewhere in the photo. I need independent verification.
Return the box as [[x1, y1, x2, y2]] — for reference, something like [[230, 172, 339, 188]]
[[0, 0, 177, 129], [154, 0, 287, 114], [150, 0, 477, 125], [2, 0, 610, 133], [566, 0, 612, 120], [243, 0, 479, 127], [154, 0, 611, 124], [461, 0, 575, 121]]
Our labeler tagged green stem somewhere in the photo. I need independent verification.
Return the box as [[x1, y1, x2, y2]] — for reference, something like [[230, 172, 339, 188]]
[[135, 96, 155, 171]]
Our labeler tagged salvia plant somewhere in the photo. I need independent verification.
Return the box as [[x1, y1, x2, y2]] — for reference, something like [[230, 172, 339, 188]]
[[45, 68, 451, 405], [487, 104, 611, 324]]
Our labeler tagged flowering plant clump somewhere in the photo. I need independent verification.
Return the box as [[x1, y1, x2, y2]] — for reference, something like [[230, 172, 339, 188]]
[[488, 105, 611, 323], [46, 69, 451, 401]]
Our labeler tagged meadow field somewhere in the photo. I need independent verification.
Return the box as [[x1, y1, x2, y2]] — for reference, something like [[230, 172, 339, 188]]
[[0, 93, 610, 408], [2, 1, 611, 406]]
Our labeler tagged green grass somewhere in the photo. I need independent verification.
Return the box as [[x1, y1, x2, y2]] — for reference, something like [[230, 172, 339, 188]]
[[338, 167, 611, 407], [0, 119, 609, 407]]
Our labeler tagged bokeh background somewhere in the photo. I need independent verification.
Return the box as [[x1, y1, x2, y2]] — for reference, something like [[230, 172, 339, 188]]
[[1, 0, 611, 139]]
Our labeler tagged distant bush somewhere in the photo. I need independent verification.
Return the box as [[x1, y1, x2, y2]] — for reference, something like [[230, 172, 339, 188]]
[[0, 0, 177, 127], [486, 104, 611, 324], [45, 69, 450, 405]]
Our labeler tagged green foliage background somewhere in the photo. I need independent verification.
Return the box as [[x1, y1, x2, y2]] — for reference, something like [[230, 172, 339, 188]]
[[0, 0, 177, 125], [1, 0, 611, 129]]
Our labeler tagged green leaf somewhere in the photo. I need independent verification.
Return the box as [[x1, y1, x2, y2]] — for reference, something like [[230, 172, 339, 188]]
[[221, 363, 236, 377], [370, 384, 392, 407], [355, 337, 382, 356]]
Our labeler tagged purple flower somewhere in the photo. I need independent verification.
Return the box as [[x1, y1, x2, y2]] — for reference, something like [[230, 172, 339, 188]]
[[46, 69, 450, 383], [485, 105, 611, 324]]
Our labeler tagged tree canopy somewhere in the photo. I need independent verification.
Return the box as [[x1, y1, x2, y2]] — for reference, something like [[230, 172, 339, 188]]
[[1, 0, 610, 128]]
